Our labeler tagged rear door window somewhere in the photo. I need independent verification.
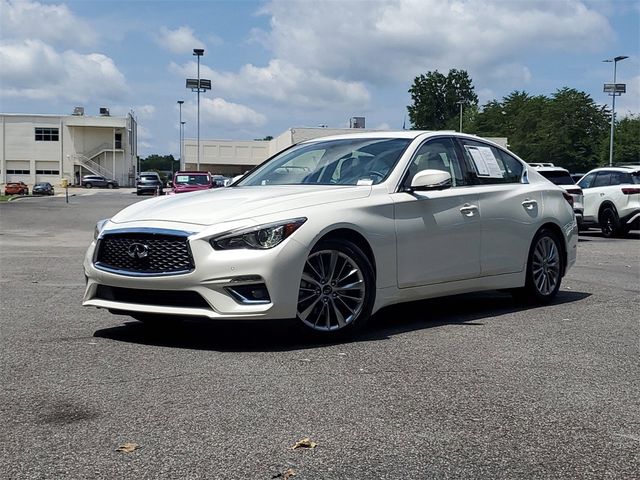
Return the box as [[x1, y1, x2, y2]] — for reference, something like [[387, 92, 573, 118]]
[[458, 139, 523, 184], [593, 172, 612, 187]]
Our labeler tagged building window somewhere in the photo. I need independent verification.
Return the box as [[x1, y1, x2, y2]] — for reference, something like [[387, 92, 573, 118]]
[[6, 169, 31, 174], [36, 169, 60, 175], [35, 127, 59, 141], [115, 132, 122, 149]]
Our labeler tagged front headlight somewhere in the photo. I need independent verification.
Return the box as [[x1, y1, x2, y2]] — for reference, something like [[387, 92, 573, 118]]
[[210, 218, 306, 250], [94, 218, 110, 239]]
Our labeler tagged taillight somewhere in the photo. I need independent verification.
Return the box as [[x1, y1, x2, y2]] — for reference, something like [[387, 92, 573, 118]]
[[562, 191, 574, 206], [566, 187, 583, 196], [621, 187, 640, 195]]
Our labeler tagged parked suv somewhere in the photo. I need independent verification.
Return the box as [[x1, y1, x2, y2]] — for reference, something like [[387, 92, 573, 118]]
[[171, 171, 213, 194], [136, 172, 164, 196], [577, 166, 640, 237], [531, 165, 584, 227], [81, 175, 119, 189]]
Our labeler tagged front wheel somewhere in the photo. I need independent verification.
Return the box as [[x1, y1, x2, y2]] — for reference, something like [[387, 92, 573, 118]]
[[107, 183, 114, 189], [296, 239, 375, 336], [85, 183, 92, 188], [512, 228, 563, 304]]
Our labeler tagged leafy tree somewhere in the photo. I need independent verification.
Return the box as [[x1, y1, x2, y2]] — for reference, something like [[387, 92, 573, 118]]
[[608, 115, 640, 165], [407, 69, 478, 130], [140, 154, 178, 172], [472, 88, 609, 172]]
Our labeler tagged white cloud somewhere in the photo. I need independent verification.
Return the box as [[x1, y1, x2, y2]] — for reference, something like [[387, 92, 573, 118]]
[[0, 39, 127, 102], [183, 97, 266, 127], [137, 125, 152, 141], [0, 0, 97, 47], [256, 0, 613, 87], [615, 75, 640, 118], [170, 59, 370, 108], [155, 26, 205, 54], [134, 105, 156, 119]]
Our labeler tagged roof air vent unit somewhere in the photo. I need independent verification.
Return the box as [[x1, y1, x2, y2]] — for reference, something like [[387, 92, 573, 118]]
[[350, 116, 365, 128], [99, 107, 110, 116], [73, 106, 85, 116]]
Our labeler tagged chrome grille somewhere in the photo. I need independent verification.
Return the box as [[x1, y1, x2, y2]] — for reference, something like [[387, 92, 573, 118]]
[[95, 231, 194, 275]]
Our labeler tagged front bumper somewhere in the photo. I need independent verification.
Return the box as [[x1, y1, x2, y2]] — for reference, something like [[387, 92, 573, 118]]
[[82, 226, 307, 321]]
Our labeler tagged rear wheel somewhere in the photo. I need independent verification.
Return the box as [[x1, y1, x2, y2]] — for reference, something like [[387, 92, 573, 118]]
[[512, 228, 563, 304], [600, 207, 622, 238], [296, 239, 375, 337]]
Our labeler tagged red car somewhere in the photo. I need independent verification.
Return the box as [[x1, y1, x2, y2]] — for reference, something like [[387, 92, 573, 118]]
[[171, 171, 214, 194], [4, 182, 29, 195]]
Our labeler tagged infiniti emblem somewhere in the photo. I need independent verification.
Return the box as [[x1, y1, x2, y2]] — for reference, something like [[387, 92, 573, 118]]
[[127, 242, 149, 260]]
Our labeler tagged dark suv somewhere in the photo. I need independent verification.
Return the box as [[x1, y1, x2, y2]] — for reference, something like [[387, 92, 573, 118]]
[[81, 175, 119, 189], [136, 172, 164, 196]]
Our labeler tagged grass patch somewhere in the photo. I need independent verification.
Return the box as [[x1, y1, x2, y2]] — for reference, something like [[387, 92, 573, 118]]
[[0, 195, 16, 202]]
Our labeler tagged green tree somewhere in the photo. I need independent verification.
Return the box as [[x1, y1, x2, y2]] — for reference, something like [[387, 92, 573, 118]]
[[140, 154, 178, 172], [472, 88, 609, 172], [608, 115, 640, 165], [407, 69, 478, 130], [543, 88, 609, 172]]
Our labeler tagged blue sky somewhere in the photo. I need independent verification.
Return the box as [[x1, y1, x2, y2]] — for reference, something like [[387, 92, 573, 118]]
[[1, 0, 638, 157]]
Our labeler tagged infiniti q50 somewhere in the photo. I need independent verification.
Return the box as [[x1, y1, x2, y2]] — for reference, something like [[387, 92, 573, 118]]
[[83, 131, 578, 336]]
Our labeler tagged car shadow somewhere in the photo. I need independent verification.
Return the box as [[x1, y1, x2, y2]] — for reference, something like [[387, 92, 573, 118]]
[[579, 230, 639, 240], [93, 290, 591, 352]]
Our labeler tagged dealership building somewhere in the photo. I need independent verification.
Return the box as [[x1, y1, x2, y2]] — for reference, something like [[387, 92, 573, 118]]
[[0, 108, 137, 187], [1, 110, 507, 187]]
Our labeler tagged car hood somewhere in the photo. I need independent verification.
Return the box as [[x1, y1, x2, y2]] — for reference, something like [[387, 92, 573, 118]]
[[110, 185, 372, 226]]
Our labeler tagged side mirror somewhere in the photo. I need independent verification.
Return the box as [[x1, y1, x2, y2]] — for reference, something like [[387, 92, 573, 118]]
[[409, 169, 452, 191]]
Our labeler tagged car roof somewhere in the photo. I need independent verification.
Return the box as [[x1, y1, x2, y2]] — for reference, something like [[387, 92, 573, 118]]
[[297, 130, 500, 145], [532, 166, 570, 173], [585, 166, 640, 174]]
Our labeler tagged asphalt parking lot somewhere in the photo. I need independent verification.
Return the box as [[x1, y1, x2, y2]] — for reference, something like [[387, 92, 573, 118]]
[[1, 192, 638, 479]]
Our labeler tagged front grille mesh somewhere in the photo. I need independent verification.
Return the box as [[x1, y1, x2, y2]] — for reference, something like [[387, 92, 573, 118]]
[[95, 232, 194, 275]]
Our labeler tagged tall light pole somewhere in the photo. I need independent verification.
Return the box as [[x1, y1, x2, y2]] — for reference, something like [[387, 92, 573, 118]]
[[186, 49, 210, 171], [457, 101, 465, 133], [603, 55, 628, 167], [177, 100, 184, 171], [180, 121, 186, 171], [194, 49, 204, 170]]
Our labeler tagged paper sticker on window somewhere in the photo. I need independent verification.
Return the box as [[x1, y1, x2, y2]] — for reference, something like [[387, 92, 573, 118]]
[[466, 146, 504, 178]]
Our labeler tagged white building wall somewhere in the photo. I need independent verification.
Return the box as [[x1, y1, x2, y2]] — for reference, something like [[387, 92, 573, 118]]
[[1, 112, 137, 188]]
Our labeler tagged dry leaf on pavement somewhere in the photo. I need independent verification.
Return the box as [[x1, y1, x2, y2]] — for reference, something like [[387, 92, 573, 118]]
[[115, 442, 139, 453], [292, 437, 317, 450]]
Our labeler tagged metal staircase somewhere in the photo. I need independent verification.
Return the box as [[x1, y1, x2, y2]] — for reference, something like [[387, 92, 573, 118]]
[[72, 142, 121, 178]]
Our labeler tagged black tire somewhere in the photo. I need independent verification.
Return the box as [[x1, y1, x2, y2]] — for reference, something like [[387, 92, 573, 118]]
[[107, 183, 114, 189], [600, 207, 620, 238], [296, 238, 375, 337], [85, 183, 92, 188], [512, 228, 563, 304]]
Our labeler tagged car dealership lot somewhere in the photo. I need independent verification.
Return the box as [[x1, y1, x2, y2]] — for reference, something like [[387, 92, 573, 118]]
[[1, 193, 638, 479]]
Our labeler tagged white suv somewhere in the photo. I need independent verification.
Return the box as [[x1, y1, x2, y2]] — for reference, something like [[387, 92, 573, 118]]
[[577, 166, 640, 237], [531, 165, 584, 227]]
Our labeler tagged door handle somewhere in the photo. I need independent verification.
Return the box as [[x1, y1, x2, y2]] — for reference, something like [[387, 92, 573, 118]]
[[460, 204, 478, 217], [522, 199, 537, 210]]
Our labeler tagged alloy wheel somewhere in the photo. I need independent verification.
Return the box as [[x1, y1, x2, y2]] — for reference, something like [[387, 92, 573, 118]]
[[531, 236, 560, 296], [297, 249, 366, 332]]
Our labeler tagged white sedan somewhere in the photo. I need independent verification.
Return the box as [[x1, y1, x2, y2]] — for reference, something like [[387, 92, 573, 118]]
[[83, 131, 578, 336]]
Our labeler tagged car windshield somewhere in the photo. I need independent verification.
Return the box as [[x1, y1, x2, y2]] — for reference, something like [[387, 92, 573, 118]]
[[35, 183, 47, 187], [140, 175, 157, 181], [238, 137, 411, 186], [539, 170, 575, 185], [175, 174, 210, 185]]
